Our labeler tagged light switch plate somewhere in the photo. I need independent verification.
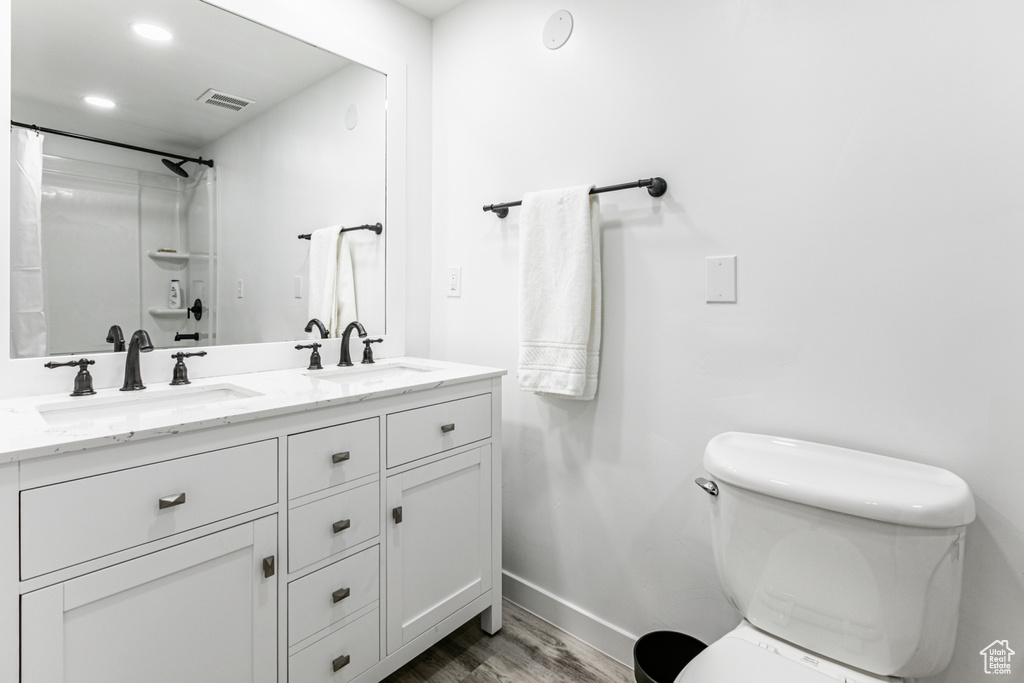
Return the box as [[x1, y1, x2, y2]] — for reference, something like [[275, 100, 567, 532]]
[[706, 256, 736, 303]]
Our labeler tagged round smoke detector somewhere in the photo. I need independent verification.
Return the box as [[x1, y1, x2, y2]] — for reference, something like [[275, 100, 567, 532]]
[[543, 10, 573, 50]]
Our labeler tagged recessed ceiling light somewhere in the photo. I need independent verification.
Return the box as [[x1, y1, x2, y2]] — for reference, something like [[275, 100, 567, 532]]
[[83, 96, 116, 109], [131, 22, 173, 42]]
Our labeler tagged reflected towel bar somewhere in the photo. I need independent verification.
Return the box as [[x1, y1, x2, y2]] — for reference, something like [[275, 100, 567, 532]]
[[483, 177, 667, 219], [298, 223, 383, 240]]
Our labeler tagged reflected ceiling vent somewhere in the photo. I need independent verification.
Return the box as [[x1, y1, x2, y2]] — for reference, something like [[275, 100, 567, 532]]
[[197, 88, 255, 112]]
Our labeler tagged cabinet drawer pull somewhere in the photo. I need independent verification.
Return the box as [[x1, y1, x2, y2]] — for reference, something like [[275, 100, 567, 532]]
[[332, 519, 351, 534], [440, 423, 456, 434], [332, 654, 351, 672], [392, 506, 403, 524], [262, 556, 275, 578], [332, 586, 351, 603], [158, 492, 186, 509], [331, 451, 351, 464]]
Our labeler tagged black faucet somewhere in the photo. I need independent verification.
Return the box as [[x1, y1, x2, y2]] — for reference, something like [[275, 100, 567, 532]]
[[338, 321, 367, 366], [305, 318, 329, 339], [106, 325, 125, 352], [121, 329, 154, 391]]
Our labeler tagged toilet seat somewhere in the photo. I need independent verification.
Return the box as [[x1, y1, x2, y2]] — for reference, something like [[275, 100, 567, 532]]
[[675, 622, 902, 683]]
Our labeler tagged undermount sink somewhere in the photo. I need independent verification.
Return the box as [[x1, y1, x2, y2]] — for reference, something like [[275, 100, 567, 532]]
[[36, 384, 263, 426], [305, 362, 442, 385]]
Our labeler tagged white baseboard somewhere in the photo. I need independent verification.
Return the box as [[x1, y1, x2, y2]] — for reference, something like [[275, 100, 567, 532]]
[[502, 570, 638, 669]]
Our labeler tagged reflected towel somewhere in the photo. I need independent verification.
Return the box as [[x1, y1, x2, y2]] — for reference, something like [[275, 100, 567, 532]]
[[518, 185, 601, 400], [308, 226, 357, 336]]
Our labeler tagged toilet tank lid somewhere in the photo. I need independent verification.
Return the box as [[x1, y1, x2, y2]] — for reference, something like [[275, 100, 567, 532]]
[[704, 432, 975, 528]]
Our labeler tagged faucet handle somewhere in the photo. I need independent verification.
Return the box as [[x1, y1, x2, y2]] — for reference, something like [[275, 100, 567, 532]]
[[296, 343, 323, 370], [169, 351, 207, 386], [361, 338, 383, 365], [45, 358, 97, 397], [186, 299, 203, 321]]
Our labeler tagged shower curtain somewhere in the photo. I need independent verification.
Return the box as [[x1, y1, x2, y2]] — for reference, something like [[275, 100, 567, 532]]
[[9, 127, 46, 358]]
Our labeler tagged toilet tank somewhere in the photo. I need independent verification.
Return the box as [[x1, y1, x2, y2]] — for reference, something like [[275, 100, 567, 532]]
[[701, 432, 975, 679]]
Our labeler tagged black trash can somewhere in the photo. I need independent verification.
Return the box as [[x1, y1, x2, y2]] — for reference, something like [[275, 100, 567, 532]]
[[633, 631, 707, 683]]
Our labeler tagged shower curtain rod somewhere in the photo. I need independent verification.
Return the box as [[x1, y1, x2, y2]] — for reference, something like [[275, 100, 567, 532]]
[[10, 120, 214, 167], [482, 177, 667, 218], [297, 223, 384, 240]]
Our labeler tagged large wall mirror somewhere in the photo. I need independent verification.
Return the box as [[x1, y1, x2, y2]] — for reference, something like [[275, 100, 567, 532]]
[[10, 0, 388, 360]]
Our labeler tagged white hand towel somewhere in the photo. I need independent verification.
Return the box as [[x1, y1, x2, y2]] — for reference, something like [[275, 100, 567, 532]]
[[518, 185, 601, 400], [335, 235, 358, 331], [308, 226, 357, 337]]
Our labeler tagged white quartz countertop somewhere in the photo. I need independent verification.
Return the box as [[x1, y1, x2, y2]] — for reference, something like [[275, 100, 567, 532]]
[[0, 357, 505, 463]]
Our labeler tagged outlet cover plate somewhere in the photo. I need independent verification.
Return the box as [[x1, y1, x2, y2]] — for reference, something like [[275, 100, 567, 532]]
[[447, 267, 462, 298]]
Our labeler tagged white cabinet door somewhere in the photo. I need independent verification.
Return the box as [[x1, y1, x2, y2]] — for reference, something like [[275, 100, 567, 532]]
[[386, 447, 491, 654], [22, 517, 277, 683]]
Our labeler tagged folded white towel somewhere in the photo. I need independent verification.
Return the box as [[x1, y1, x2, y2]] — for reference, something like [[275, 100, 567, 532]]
[[308, 226, 357, 337], [518, 185, 601, 400]]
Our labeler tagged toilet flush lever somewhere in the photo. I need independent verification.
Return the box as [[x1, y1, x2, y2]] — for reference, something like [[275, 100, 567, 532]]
[[695, 478, 719, 496]]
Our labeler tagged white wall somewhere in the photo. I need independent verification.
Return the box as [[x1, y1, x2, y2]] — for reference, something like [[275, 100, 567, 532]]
[[430, 0, 1024, 679]]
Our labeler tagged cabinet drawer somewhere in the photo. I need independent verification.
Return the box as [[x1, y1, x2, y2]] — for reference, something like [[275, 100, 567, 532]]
[[289, 481, 379, 572], [386, 393, 491, 468], [289, 608, 379, 683], [288, 545, 379, 645], [21, 440, 278, 579], [288, 418, 379, 500]]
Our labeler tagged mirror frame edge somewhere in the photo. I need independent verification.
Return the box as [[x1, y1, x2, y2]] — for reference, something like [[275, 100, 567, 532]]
[[0, 0, 409, 399]]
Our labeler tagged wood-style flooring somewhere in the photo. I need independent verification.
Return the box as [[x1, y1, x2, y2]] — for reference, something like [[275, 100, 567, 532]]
[[383, 600, 635, 683]]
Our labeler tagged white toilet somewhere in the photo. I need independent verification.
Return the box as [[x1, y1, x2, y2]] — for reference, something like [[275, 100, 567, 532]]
[[680, 432, 975, 683]]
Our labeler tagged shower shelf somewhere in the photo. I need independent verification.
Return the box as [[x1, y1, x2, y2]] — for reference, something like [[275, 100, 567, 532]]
[[147, 250, 190, 265], [147, 307, 188, 318]]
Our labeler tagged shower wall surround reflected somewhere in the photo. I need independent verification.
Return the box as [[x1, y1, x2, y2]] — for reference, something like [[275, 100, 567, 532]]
[[37, 155, 214, 356], [10, 0, 388, 359]]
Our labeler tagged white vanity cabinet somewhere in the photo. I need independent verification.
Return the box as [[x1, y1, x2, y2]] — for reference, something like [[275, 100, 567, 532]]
[[282, 379, 502, 682], [16, 438, 280, 683], [1, 367, 502, 683], [386, 445, 492, 652], [22, 517, 278, 683], [284, 417, 383, 683]]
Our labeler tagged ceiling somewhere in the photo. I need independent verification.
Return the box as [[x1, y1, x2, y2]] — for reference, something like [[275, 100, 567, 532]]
[[393, 0, 467, 19], [11, 0, 352, 154]]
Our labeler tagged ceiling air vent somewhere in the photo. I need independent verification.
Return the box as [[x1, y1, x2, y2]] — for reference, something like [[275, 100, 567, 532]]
[[197, 88, 255, 112]]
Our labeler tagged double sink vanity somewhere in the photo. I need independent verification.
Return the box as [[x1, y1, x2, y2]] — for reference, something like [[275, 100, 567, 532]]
[[0, 358, 505, 682]]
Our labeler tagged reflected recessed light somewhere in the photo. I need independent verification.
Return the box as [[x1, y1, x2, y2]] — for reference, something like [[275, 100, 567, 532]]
[[83, 96, 116, 109], [131, 22, 173, 42]]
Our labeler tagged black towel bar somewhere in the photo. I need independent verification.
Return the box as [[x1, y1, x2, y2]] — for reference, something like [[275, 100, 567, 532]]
[[298, 223, 383, 240], [483, 177, 667, 218]]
